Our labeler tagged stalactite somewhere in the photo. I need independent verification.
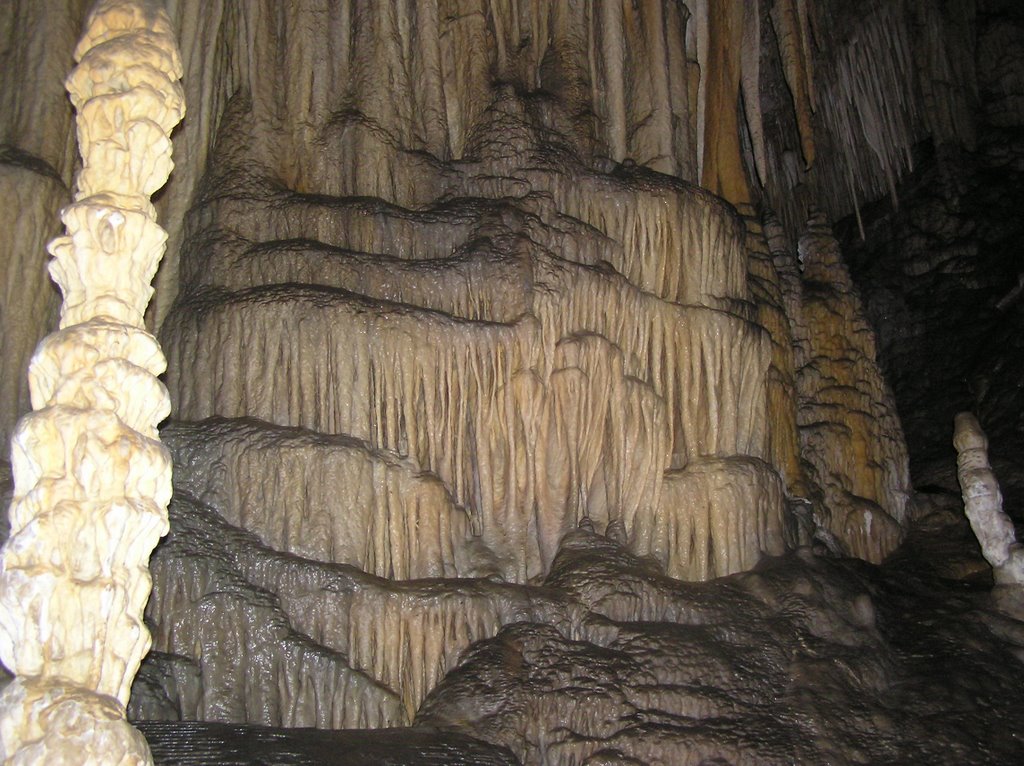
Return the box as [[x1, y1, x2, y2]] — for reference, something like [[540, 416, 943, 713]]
[[769, 0, 816, 169], [699, 1, 748, 203], [598, 0, 627, 163], [740, 0, 768, 184], [0, 1, 183, 762]]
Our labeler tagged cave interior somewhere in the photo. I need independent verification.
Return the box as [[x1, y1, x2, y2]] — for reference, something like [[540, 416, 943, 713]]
[[1, 0, 1023, 764]]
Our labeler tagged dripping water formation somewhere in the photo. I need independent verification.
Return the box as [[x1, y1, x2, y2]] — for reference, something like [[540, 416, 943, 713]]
[[0, 0, 1023, 764]]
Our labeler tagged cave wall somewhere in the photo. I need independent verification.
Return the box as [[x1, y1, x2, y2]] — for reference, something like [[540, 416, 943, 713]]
[[838, 0, 1024, 517], [0, 0, 90, 449], [1, 0, 1015, 759]]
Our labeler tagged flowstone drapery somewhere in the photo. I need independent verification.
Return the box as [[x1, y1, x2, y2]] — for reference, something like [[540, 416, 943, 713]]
[[0, 1, 183, 763], [6, 1, 996, 762]]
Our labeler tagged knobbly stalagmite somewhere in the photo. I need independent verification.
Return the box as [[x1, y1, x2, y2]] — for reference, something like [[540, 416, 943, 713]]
[[792, 213, 910, 562], [0, 1, 184, 762], [954, 412, 1024, 585]]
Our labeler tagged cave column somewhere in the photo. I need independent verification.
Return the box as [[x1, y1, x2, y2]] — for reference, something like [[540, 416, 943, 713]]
[[0, 1, 184, 763]]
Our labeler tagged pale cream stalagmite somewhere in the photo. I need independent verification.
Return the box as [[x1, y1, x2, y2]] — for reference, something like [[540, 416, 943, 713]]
[[954, 413, 1024, 585], [0, 1, 183, 763]]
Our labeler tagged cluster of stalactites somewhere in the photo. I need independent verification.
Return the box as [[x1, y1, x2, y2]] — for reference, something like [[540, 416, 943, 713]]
[[184, 0, 814, 209], [0, 1, 183, 763], [764, 0, 979, 237]]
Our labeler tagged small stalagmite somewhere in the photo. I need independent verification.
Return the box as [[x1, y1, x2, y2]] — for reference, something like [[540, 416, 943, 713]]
[[0, 1, 184, 763], [954, 412, 1024, 585]]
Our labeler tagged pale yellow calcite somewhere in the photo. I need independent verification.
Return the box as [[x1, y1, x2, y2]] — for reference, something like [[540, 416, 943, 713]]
[[0, 1, 184, 762]]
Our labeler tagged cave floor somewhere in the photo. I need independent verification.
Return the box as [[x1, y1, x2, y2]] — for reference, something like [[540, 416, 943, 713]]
[[139, 721, 517, 765], [136, 496, 1024, 766]]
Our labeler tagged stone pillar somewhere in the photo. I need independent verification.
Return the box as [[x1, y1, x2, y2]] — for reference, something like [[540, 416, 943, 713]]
[[0, 1, 184, 763], [954, 412, 1024, 585]]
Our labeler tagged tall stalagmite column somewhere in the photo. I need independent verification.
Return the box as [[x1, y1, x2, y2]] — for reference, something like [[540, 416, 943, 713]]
[[0, 1, 183, 762]]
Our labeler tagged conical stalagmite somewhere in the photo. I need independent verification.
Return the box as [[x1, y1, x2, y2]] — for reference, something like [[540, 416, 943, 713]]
[[791, 214, 910, 561]]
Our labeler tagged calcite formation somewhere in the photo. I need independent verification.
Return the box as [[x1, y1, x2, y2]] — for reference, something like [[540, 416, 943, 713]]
[[955, 412, 1024, 584], [8, 0, 1014, 764], [118, 0, 911, 735], [159, 108, 789, 585], [412, 529, 1024, 765], [0, 1, 183, 763], [783, 214, 910, 562]]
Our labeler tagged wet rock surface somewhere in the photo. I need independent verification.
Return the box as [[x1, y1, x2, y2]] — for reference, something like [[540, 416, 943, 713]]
[[133, 503, 1024, 765], [140, 722, 517, 765], [1, 1, 1021, 763], [416, 528, 1024, 765]]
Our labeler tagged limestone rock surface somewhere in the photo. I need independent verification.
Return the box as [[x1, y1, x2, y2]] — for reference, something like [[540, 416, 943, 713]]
[[126, 0, 923, 745], [414, 529, 1024, 765], [10, 1, 1015, 765]]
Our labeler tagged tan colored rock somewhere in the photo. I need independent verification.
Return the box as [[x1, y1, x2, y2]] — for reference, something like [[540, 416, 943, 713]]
[[698, 1, 748, 203], [162, 419, 476, 580], [633, 456, 789, 581], [789, 214, 910, 562], [0, 1, 183, 762], [769, 0, 816, 169], [160, 185, 778, 582], [141, 494, 568, 725]]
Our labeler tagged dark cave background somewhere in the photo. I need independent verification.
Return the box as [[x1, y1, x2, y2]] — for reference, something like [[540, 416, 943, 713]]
[[838, 0, 1024, 520]]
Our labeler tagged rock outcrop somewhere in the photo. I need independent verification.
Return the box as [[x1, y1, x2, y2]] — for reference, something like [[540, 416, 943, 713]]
[[8, 2, 1003, 764], [786, 215, 911, 562]]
